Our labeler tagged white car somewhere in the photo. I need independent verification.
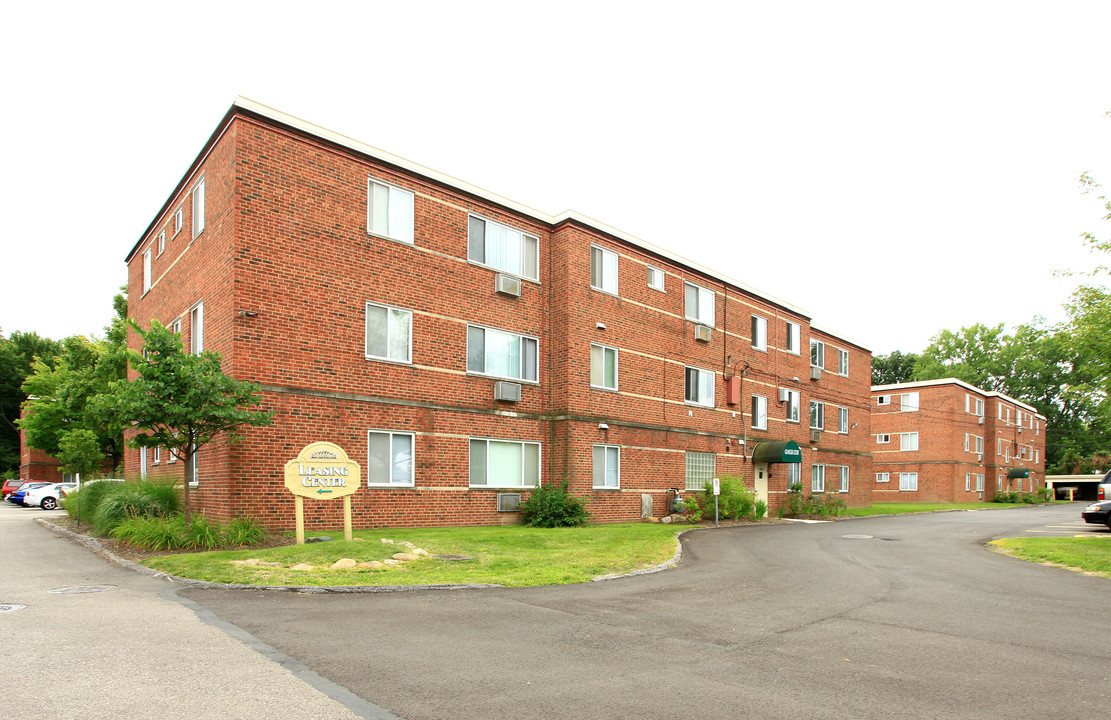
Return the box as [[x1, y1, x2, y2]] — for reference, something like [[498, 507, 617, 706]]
[[22, 482, 76, 510]]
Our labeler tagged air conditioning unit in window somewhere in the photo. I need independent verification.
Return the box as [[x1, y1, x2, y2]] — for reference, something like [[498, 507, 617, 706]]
[[694, 324, 712, 342], [810, 366, 822, 381], [977, 454, 983, 463], [810, 429, 822, 443], [779, 388, 790, 402], [497, 493, 522, 512], [494, 381, 522, 402], [978, 416, 984, 425], [495, 273, 521, 297]]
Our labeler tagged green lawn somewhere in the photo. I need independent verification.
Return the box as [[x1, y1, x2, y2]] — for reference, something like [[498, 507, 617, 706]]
[[991, 536, 1111, 577], [143, 522, 684, 587], [844, 502, 1018, 516]]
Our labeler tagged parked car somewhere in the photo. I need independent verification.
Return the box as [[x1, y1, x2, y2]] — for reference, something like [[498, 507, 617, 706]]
[[22, 482, 77, 510], [7, 482, 50, 506], [2, 478, 27, 500], [1098, 470, 1111, 500], [1082, 500, 1111, 527]]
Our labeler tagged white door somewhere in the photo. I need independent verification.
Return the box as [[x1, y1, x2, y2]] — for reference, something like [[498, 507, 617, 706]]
[[755, 463, 769, 505]]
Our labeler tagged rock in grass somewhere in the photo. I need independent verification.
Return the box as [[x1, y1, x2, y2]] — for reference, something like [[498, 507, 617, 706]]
[[380, 538, 395, 544], [330, 558, 357, 570], [290, 563, 314, 571], [358, 561, 385, 569], [392, 552, 419, 561], [307, 536, 334, 543], [383, 559, 402, 566], [258, 562, 283, 568]]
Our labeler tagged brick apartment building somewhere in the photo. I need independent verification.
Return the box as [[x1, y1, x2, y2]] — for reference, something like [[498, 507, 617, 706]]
[[871, 379, 1046, 502], [122, 98, 873, 531], [19, 423, 66, 483]]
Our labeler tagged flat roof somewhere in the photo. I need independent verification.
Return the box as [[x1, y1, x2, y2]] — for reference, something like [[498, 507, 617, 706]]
[[871, 377, 1045, 418]]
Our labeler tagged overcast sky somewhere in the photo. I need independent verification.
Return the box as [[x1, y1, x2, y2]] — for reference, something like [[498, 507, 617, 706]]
[[2, 1, 1108, 355]]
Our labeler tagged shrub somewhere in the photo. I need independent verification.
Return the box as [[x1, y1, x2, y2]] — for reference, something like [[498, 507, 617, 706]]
[[520, 481, 590, 527], [224, 516, 268, 546], [782, 482, 845, 518], [107, 513, 269, 551], [64, 479, 123, 524], [754, 499, 768, 520], [91, 480, 181, 536], [110, 514, 188, 550], [683, 493, 704, 523], [696, 475, 758, 521]]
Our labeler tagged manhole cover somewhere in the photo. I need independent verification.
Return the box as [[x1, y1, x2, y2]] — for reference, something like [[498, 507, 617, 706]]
[[841, 534, 874, 539], [0, 603, 27, 613], [47, 585, 116, 595], [433, 554, 474, 561]]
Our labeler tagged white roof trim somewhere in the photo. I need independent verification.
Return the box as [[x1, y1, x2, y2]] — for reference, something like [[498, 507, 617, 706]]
[[871, 377, 1044, 417]]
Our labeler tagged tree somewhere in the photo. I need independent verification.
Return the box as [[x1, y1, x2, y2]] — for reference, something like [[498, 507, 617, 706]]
[[912, 323, 1009, 390], [871, 351, 919, 386], [112, 319, 273, 519], [0, 330, 62, 475]]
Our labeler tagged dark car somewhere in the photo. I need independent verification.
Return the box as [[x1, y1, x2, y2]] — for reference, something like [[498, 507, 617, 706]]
[[7, 482, 49, 506], [1081, 500, 1111, 527], [1, 478, 27, 500]]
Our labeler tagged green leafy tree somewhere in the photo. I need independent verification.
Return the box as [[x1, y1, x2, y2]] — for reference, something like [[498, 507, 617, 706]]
[[57, 428, 104, 480], [871, 350, 919, 386], [912, 323, 1009, 390], [0, 330, 62, 474], [112, 319, 273, 519]]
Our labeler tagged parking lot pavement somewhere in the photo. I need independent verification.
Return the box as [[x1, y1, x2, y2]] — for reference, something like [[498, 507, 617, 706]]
[[0, 501, 389, 720]]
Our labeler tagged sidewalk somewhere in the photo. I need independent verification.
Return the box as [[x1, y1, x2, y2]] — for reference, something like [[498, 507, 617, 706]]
[[0, 504, 393, 720]]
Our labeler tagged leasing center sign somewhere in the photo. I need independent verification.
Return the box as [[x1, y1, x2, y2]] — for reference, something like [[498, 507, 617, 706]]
[[284, 442, 361, 499]]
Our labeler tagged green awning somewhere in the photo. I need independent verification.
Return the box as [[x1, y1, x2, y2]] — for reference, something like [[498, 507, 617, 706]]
[[751, 440, 802, 464], [1007, 468, 1030, 479]]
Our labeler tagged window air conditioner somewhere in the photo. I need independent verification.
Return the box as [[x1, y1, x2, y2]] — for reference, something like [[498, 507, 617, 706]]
[[779, 388, 790, 402], [495, 273, 522, 297], [810, 429, 821, 443], [977, 454, 983, 463], [978, 416, 984, 425], [494, 381, 522, 402], [694, 324, 712, 342], [497, 493, 522, 512], [810, 366, 822, 381]]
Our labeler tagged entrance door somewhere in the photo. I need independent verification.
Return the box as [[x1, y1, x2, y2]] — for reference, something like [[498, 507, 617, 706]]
[[755, 463, 769, 505]]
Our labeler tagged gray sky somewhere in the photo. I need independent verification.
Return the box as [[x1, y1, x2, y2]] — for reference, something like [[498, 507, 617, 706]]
[[2, 1, 1108, 355]]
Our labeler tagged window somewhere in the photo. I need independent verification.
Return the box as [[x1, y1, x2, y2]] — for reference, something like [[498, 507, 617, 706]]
[[900, 432, 918, 451], [367, 178, 415, 244], [809, 401, 825, 430], [468, 215, 539, 280], [877, 433, 890, 444], [140, 446, 148, 479], [811, 340, 825, 368], [192, 178, 205, 239], [811, 464, 825, 492], [469, 438, 540, 487], [590, 344, 618, 390], [188, 444, 198, 485], [593, 445, 620, 489], [685, 451, 715, 491], [900, 392, 919, 412], [647, 266, 665, 291], [899, 472, 918, 491], [590, 246, 618, 295], [167, 446, 176, 464], [976, 398, 985, 416], [190, 303, 204, 354], [368, 431, 414, 486], [786, 462, 801, 490], [839, 466, 849, 493], [838, 407, 849, 434], [153, 447, 161, 465], [964, 433, 970, 452], [965, 473, 971, 492], [750, 315, 767, 351], [876, 395, 890, 406], [876, 472, 890, 483], [174, 208, 183, 235], [143, 248, 152, 293], [467, 325, 538, 382], [366, 302, 412, 363], [782, 389, 800, 423], [157, 231, 166, 256], [751, 395, 768, 430], [976, 436, 984, 454], [976, 474, 984, 491], [684, 282, 714, 326], [785, 321, 800, 354], [685, 366, 715, 407], [171, 319, 182, 336], [837, 348, 849, 375]]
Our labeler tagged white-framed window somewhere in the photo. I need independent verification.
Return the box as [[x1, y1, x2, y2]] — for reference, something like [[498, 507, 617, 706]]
[[782, 388, 800, 423], [964, 433, 970, 452], [188, 444, 198, 485], [366, 302, 412, 363], [809, 401, 825, 430], [171, 318, 182, 336], [140, 446, 148, 479], [467, 325, 539, 382], [751, 315, 767, 351], [838, 407, 849, 434], [877, 433, 890, 444], [157, 231, 166, 256], [590, 343, 618, 390], [976, 398, 985, 417], [647, 266, 665, 291], [837, 348, 849, 375], [965, 473, 971, 492], [812, 464, 826, 492], [167, 446, 177, 464], [592, 444, 620, 489], [685, 366, 715, 407], [976, 436, 984, 454], [839, 466, 849, 493], [468, 215, 539, 280], [190, 302, 204, 354], [876, 395, 890, 406], [684, 451, 716, 491], [787, 462, 801, 490], [899, 472, 918, 491], [174, 208, 183, 235], [684, 282, 715, 326], [876, 472, 890, 483], [900, 432, 918, 451], [900, 392, 919, 412], [976, 474, 984, 491], [367, 178, 415, 244], [142, 248, 152, 293], [469, 438, 540, 487], [367, 430, 414, 486], [590, 245, 618, 295], [192, 178, 205, 239], [153, 446, 161, 465], [785, 320, 800, 354], [997, 476, 1003, 491], [811, 339, 825, 369], [751, 395, 768, 430]]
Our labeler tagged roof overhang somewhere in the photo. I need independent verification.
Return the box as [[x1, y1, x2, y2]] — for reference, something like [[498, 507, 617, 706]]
[[751, 440, 802, 464]]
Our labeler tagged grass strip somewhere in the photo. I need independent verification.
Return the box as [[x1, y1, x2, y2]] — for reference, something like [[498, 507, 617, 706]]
[[990, 536, 1111, 577], [844, 502, 1017, 516]]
